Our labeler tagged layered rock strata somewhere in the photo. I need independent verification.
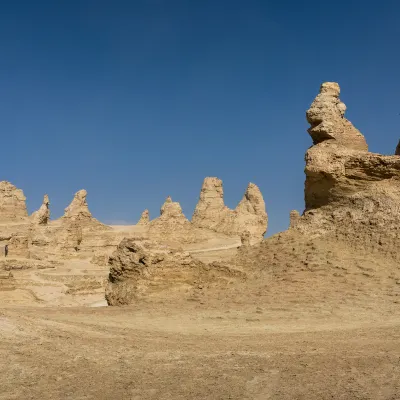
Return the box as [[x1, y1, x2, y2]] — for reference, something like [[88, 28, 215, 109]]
[[0, 181, 28, 222], [295, 82, 400, 259]]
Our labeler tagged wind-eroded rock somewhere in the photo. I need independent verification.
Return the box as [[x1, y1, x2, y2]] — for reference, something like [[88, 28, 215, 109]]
[[148, 197, 199, 243], [105, 238, 246, 305], [63, 190, 92, 221], [192, 178, 267, 242], [306, 82, 368, 151], [31, 195, 50, 225], [295, 82, 400, 258], [0, 181, 28, 222], [105, 238, 204, 305], [137, 209, 150, 225]]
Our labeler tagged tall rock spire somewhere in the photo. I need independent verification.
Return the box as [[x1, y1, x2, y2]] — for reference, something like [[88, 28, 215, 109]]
[[306, 82, 368, 151]]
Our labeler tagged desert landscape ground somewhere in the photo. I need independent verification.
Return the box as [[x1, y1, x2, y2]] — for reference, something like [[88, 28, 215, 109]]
[[1, 82, 400, 399]]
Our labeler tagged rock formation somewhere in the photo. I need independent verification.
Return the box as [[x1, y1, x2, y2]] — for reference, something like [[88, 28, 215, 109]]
[[63, 190, 93, 222], [105, 238, 245, 306], [306, 82, 368, 151], [31, 195, 50, 225], [148, 197, 199, 244], [0, 181, 28, 222], [293, 82, 400, 259], [137, 209, 150, 225], [192, 178, 267, 243], [105, 238, 204, 305], [289, 210, 300, 228]]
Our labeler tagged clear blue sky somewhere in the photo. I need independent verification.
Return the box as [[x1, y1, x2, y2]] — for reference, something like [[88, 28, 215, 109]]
[[1, 0, 399, 235]]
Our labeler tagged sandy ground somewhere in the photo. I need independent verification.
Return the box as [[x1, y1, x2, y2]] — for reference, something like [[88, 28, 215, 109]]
[[1, 235, 400, 398], [1, 304, 400, 399]]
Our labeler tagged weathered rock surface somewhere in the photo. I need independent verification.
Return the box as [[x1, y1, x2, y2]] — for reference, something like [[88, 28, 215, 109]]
[[63, 190, 93, 222], [8, 235, 30, 258], [137, 209, 150, 225], [148, 197, 201, 244], [292, 82, 400, 259], [306, 82, 368, 151], [105, 238, 203, 305], [240, 230, 251, 246], [289, 210, 300, 228], [105, 238, 245, 306], [192, 178, 267, 242], [0, 181, 28, 222], [31, 195, 50, 225]]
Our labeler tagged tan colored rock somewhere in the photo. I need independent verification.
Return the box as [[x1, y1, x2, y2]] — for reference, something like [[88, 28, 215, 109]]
[[31, 195, 50, 225], [234, 182, 268, 240], [8, 235, 30, 258], [192, 178, 226, 231], [57, 220, 83, 253], [289, 210, 301, 228], [63, 190, 92, 221], [290, 82, 400, 259], [0, 181, 28, 222], [137, 209, 150, 225], [192, 178, 267, 242], [148, 197, 200, 244], [240, 230, 251, 246], [105, 238, 202, 305], [306, 82, 368, 151], [105, 238, 244, 306]]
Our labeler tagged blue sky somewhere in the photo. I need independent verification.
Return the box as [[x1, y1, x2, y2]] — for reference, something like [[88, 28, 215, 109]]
[[1, 0, 399, 235]]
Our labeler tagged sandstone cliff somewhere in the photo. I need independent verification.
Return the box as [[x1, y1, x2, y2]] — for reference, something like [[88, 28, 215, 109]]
[[0, 181, 28, 222], [192, 178, 267, 243]]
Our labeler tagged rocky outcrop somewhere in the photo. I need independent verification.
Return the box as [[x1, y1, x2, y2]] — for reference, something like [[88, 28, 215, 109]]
[[289, 210, 300, 228], [0, 181, 28, 222], [105, 238, 245, 306], [63, 190, 92, 222], [105, 238, 204, 305], [137, 209, 150, 225], [294, 82, 400, 258], [31, 195, 50, 225], [306, 82, 368, 151], [148, 197, 200, 244], [192, 178, 267, 243]]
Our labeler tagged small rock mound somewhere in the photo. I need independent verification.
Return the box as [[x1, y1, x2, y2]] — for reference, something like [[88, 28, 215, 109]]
[[105, 238, 203, 305], [31, 195, 50, 225], [0, 181, 28, 222]]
